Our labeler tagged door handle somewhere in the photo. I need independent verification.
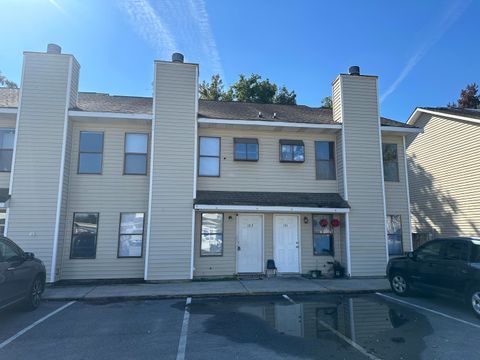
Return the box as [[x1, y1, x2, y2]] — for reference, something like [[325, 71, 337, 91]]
[[7, 267, 15, 271]]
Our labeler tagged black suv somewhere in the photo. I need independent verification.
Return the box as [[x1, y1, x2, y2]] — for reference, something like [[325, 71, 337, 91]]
[[0, 237, 46, 311], [386, 237, 480, 317]]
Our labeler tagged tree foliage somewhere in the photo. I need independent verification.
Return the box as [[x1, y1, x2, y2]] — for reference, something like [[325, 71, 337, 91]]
[[199, 74, 296, 105], [0, 71, 18, 89], [449, 83, 480, 109], [321, 96, 332, 108]]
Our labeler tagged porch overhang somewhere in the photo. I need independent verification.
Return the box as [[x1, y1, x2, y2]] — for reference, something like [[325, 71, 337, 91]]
[[194, 191, 350, 213]]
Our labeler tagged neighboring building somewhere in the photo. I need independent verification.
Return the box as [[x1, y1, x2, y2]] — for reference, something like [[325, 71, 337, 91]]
[[0, 44, 420, 283], [407, 107, 480, 248]]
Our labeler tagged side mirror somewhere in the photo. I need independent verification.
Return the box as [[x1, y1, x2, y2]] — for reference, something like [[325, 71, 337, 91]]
[[23, 252, 35, 260]]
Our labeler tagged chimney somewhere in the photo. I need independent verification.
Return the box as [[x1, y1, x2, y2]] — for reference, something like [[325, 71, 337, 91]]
[[348, 65, 360, 76]]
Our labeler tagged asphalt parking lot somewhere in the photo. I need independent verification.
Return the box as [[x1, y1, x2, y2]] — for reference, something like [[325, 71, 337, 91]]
[[1, 292, 479, 360]]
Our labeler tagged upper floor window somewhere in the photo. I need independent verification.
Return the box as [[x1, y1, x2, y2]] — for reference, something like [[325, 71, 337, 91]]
[[78, 131, 103, 174], [234, 138, 258, 161], [124, 133, 148, 175], [199, 137, 220, 176], [387, 215, 403, 255], [279, 139, 304, 163], [382, 143, 399, 182], [315, 141, 336, 180], [0, 129, 15, 172]]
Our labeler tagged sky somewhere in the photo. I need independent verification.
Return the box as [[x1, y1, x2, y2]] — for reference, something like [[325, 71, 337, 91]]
[[1, 0, 477, 121]]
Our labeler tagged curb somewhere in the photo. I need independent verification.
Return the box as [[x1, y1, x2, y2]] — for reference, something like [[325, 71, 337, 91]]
[[43, 288, 391, 302]]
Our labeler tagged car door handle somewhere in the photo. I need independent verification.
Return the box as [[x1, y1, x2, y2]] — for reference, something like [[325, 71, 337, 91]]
[[7, 267, 15, 271]]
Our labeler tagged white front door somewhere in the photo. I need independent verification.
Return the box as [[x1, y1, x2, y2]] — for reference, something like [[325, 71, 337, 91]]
[[237, 214, 263, 273], [274, 215, 300, 273]]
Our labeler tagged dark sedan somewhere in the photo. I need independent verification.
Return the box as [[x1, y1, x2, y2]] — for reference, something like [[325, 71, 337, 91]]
[[387, 237, 480, 317], [0, 236, 46, 311]]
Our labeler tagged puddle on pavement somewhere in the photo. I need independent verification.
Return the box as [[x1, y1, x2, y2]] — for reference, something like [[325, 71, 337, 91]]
[[190, 294, 433, 359]]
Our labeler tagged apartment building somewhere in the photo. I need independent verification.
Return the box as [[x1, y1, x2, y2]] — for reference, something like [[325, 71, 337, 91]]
[[407, 107, 480, 248], [0, 44, 420, 282]]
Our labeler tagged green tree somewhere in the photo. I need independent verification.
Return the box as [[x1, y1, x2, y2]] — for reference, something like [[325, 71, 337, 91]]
[[199, 74, 226, 101], [199, 73, 296, 105], [321, 96, 332, 108], [0, 71, 18, 89], [275, 86, 296, 105]]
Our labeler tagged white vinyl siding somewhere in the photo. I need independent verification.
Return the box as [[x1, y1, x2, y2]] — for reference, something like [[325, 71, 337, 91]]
[[197, 128, 337, 193], [60, 120, 150, 280], [408, 113, 480, 238]]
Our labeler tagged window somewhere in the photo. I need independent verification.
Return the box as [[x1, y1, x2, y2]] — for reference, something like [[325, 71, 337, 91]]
[[200, 213, 223, 256], [315, 141, 336, 180], [383, 143, 399, 182], [78, 131, 103, 174], [70, 213, 99, 259], [313, 215, 334, 256], [234, 138, 258, 161], [0, 129, 15, 172], [416, 240, 443, 261], [471, 241, 480, 263], [279, 139, 305, 162], [0, 238, 22, 262], [0, 210, 5, 236], [199, 137, 220, 176], [444, 241, 469, 261], [124, 133, 148, 175], [118, 213, 145, 258], [387, 215, 403, 255]]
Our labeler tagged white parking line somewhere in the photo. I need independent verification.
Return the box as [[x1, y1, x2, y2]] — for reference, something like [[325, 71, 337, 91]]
[[176, 297, 192, 360], [376, 292, 480, 329], [281, 295, 381, 360], [0, 301, 76, 350]]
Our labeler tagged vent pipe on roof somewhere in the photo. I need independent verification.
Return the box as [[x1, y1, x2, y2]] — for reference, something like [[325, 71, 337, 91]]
[[47, 43, 62, 54], [348, 66, 360, 75], [172, 52, 184, 63]]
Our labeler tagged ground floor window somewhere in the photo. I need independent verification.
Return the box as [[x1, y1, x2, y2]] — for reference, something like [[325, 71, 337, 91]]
[[313, 215, 334, 256], [0, 209, 5, 235], [70, 213, 99, 259], [200, 213, 223, 256], [387, 215, 403, 255], [118, 213, 145, 258]]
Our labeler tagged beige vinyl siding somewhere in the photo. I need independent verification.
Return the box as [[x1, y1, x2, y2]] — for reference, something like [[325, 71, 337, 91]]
[[332, 77, 342, 123], [0, 115, 16, 189], [339, 75, 387, 276], [7, 53, 73, 281], [60, 120, 150, 280], [193, 212, 343, 277], [197, 128, 338, 193], [408, 113, 480, 238], [146, 61, 197, 280], [335, 131, 345, 198], [383, 134, 411, 252]]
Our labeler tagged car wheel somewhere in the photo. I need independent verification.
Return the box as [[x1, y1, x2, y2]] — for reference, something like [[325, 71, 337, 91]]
[[390, 273, 410, 296], [24, 275, 44, 311], [467, 288, 480, 318]]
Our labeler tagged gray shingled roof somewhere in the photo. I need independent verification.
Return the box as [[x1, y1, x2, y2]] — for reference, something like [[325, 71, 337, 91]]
[[195, 191, 350, 209], [419, 107, 480, 121], [0, 88, 413, 127]]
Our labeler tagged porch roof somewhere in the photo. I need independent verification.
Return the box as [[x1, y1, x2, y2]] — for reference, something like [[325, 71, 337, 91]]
[[194, 191, 350, 212]]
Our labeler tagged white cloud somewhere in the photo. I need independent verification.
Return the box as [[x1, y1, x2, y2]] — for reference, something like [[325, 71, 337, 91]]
[[380, 0, 470, 103], [118, 0, 223, 78]]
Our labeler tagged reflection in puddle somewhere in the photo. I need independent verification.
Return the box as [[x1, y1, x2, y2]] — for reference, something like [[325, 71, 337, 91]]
[[234, 295, 430, 359]]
